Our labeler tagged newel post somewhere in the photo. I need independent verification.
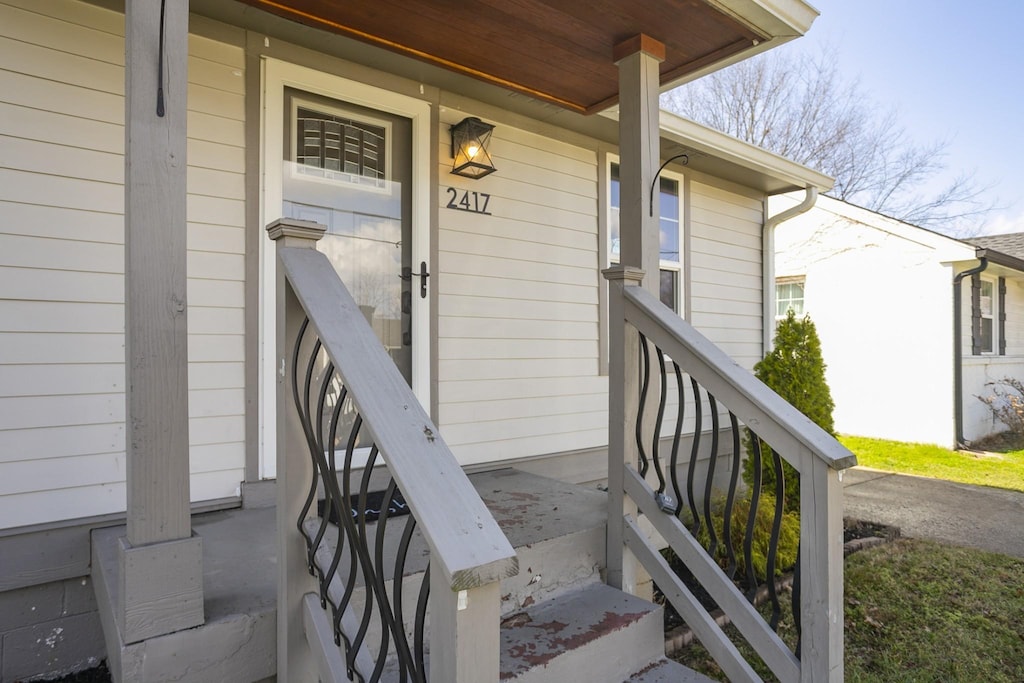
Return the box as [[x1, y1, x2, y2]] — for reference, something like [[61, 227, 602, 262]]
[[429, 570, 502, 683], [269, 218, 326, 682], [799, 457, 845, 682], [604, 265, 649, 599]]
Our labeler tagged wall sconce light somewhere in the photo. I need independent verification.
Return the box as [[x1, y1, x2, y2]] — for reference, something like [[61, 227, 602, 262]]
[[450, 117, 496, 179]]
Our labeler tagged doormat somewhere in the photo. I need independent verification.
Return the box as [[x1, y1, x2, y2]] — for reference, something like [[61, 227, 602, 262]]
[[317, 489, 410, 524]]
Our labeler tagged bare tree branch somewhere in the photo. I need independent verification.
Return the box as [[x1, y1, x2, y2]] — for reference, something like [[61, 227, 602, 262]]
[[661, 49, 997, 235]]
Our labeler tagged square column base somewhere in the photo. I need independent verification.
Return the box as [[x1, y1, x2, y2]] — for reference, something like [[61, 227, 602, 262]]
[[117, 533, 204, 644]]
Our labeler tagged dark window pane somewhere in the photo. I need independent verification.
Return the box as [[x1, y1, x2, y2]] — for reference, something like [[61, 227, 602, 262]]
[[660, 269, 677, 311], [659, 179, 679, 220], [981, 318, 994, 353]]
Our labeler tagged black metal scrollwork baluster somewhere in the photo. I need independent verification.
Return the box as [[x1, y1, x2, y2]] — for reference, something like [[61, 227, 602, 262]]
[[668, 360, 685, 518], [636, 333, 651, 477], [350, 447, 384, 681], [721, 412, 742, 579], [393, 509, 421, 681], [685, 377, 702, 535], [371, 479, 414, 682], [335, 415, 365, 676], [766, 449, 786, 630], [291, 320, 319, 572], [322, 386, 349, 614], [702, 391, 720, 559], [743, 430, 763, 602], [310, 362, 337, 601], [651, 346, 672, 511], [413, 565, 430, 682]]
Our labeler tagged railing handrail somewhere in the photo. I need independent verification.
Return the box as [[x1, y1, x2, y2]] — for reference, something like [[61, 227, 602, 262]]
[[622, 284, 856, 473], [279, 245, 519, 590]]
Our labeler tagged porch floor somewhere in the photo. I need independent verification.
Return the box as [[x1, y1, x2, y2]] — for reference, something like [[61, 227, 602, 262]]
[[91, 468, 608, 682]]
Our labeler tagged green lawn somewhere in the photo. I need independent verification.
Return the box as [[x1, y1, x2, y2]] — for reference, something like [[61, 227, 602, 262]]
[[839, 435, 1024, 493], [674, 539, 1024, 682]]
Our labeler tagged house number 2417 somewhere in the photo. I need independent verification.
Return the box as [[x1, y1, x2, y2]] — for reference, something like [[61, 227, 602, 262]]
[[445, 188, 492, 215]]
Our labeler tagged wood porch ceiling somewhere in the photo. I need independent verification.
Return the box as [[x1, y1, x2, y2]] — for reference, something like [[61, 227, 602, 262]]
[[238, 0, 765, 114]]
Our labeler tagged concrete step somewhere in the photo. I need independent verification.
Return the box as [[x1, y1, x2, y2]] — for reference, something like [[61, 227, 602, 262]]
[[626, 658, 718, 682], [92, 468, 609, 682], [499, 583, 665, 683], [374, 583, 710, 683], [478, 468, 607, 613], [305, 468, 608, 620]]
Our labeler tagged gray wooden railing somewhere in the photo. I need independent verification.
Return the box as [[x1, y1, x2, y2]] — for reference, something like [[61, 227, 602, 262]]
[[270, 219, 519, 683], [605, 266, 855, 683]]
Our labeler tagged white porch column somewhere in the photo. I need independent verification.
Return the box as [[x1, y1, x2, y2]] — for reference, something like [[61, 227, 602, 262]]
[[615, 34, 664, 299], [119, 0, 204, 643], [607, 35, 665, 602]]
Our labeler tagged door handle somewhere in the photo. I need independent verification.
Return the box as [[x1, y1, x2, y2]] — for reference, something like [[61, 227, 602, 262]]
[[400, 262, 430, 298]]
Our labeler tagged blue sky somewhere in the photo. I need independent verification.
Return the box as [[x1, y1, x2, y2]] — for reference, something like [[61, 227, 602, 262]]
[[772, 1, 1023, 235]]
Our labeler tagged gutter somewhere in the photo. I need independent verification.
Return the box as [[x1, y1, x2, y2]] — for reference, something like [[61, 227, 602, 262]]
[[763, 187, 819, 352], [952, 251, 989, 449]]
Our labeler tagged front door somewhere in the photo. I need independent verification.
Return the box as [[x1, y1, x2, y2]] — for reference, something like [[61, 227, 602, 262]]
[[260, 61, 432, 479], [283, 90, 414, 384]]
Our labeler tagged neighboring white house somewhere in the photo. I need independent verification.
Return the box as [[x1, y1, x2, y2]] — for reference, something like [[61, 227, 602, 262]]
[[0, 0, 843, 680], [773, 192, 1024, 447]]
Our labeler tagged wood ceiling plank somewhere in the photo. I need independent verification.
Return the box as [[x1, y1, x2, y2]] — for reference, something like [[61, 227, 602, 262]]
[[239, 0, 761, 114]]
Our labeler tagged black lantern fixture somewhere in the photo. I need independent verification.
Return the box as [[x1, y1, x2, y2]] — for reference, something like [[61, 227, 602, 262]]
[[450, 117, 496, 179]]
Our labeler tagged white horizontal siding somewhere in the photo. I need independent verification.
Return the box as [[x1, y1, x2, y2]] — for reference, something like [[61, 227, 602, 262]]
[[689, 181, 764, 369], [437, 116, 605, 465], [0, 0, 247, 528], [1005, 278, 1024, 355]]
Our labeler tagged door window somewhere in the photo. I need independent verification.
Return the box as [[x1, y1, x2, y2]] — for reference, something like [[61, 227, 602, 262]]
[[283, 92, 413, 385]]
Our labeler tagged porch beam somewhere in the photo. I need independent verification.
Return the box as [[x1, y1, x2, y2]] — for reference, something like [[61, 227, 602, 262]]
[[615, 34, 664, 299], [119, 0, 203, 642]]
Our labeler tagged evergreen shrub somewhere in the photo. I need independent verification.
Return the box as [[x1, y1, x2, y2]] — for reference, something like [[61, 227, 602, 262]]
[[686, 493, 800, 581], [744, 310, 836, 513]]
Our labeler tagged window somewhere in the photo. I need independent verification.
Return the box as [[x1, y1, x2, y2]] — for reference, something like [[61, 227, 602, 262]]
[[775, 278, 805, 319], [979, 278, 995, 354], [291, 99, 391, 190], [609, 162, 682, 311]]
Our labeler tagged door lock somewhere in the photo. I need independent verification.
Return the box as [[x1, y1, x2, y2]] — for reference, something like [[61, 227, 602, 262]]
[[400, 261, 430, 298]]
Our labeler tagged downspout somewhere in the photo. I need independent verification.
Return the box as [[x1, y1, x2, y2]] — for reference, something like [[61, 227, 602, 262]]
[[763, 187, 819, 352], [953, 252, 989, 449]]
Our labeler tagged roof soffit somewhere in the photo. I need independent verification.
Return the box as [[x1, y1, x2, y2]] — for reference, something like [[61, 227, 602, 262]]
[[235, 0, 818, 115]]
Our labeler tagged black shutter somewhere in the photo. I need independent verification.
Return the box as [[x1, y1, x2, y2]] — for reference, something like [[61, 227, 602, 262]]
[[999, 276, 1007, 355], [971, 273, 981, 355]]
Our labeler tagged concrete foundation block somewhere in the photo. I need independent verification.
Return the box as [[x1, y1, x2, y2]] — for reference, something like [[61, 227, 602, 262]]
[[1, 611, 105, 682], [62, 577, 98, 618], [0, 582, 65, 633], [117, 534, 204, 644]]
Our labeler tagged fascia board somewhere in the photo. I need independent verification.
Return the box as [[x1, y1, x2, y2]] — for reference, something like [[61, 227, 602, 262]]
[[977, 248, 1024, 275], [709, 0, 821, 37], [658, 0, 819, 91]]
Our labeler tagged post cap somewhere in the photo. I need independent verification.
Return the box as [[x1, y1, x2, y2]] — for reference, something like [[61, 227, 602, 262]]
[[602, 265, 646, 283], [266, 218, 326, 245]]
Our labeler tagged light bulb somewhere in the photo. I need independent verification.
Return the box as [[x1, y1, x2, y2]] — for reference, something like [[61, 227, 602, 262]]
[[466, 143, 480, 159]]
